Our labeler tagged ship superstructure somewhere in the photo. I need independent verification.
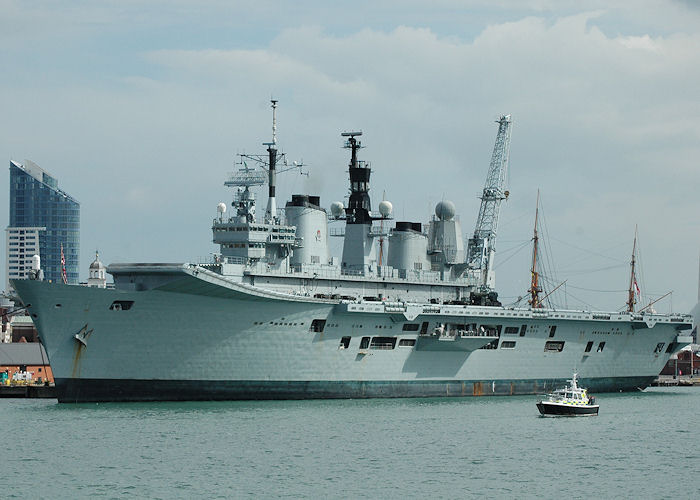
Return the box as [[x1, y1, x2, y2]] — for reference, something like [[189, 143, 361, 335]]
[[11, 102, 694, 402]]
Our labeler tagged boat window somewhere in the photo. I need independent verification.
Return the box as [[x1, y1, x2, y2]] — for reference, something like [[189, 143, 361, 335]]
[[339, 336, 351, 349], [597, 341, 606, 352], [402, 323, 419, 331], [519, 324, 527, 337], [549, 325, 557, 338], [359, 337, 370, 349], [504, 326, 519, 335], [399, 339, 416, 347], [501, 341, 516, 349], [310, 319, 326, 333], [544, 341, 565, 352], [109, 300, 134, 311], [370, 337, 397, 350], [479, 339, 499, 350], [654, 342, 665, 353], [420, 322, 430, 335], [665, 342, 676, 354], [479, 324, 502, 336], [585, 341, 594, 353]]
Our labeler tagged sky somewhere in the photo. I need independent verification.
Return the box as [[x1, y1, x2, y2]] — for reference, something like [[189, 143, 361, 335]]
[[1, 0, 699, 313]]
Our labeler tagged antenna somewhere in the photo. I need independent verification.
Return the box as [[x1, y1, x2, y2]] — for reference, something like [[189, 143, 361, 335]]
[[271, 99, 278, 146]]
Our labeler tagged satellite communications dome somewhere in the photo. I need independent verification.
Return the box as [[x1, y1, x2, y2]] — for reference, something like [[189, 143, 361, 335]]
[[330, 201, 345, 218], [217, 202, 227, 213], [31, 255, 41, 271], [435, 200, 456, 221], [378, 200, 393, 217]]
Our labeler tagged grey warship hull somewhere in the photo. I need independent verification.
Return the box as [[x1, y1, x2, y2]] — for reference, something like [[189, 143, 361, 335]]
[[13, 266, 691, 403]]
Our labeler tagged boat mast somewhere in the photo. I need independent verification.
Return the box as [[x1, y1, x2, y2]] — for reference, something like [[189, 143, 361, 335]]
[[528, 190, 542, 309], [264, 99, 278, 224], [626, 225, 638, 313]]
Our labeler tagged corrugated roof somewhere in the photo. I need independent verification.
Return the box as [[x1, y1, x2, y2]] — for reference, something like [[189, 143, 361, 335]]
[[11, 316, 35, 325], [0, 343, 49, 365]]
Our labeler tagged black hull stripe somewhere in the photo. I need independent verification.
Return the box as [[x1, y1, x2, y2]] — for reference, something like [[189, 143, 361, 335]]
[[55, 376, 655, 403]]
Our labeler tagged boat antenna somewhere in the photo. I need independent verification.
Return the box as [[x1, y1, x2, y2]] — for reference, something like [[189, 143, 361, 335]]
[[627, 225, 640, 312], [528, 190, 542, 309]]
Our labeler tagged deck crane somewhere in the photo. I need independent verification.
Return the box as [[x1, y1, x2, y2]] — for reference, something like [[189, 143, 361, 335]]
[[467, 115, 513, 297]]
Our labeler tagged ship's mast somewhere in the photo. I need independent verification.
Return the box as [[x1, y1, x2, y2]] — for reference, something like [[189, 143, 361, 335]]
[[626, 225, 639, 313], [467, 115, 513, 291], [528, 190, 542, 309], [264, 99, 278, 224]]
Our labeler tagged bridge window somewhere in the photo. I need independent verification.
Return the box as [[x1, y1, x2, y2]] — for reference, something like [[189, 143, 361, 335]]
[[504, 326, 519, 335], [399, 339, 416, 347], [501, 341, 516, 349], [402, 323, 419, 331], [339, 336, 351, 349]]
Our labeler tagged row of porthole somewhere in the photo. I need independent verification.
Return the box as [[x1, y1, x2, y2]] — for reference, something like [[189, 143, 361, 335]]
[[252, 321, 305, 327]]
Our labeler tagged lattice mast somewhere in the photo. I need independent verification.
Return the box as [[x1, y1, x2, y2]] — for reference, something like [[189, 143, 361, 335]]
[[467, 115, 513, 290]]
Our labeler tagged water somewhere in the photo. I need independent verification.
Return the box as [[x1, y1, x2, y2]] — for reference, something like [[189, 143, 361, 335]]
[[3, 388, 700, 499]]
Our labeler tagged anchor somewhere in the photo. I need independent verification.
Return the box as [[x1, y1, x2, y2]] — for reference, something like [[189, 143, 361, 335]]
[[73, 324, 94, 347]]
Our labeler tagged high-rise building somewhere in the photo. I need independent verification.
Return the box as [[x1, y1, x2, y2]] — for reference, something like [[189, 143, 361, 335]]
[[7, 160, 80, 289]]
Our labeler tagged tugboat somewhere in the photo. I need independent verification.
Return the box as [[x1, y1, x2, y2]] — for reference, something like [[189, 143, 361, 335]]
[[537, 373, 599, 416]]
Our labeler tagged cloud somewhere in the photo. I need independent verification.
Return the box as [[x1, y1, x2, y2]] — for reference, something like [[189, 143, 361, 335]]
[[1, 3, 699, 311]]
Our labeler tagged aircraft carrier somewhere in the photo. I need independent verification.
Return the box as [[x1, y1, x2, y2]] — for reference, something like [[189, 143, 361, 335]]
[[12, 102, 694, 402]]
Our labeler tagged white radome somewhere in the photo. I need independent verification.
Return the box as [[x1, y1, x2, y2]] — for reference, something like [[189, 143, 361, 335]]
[[435, 200, 456, 221], [217, 202, 227, 214], [378, 200, 393, 217]]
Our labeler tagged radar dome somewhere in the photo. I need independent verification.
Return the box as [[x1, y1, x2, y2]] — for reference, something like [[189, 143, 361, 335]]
[[330, 201, 345, 218], [378, 200, 393, 217], [217, 202, 227, 213], [435, 200, 456, 221]]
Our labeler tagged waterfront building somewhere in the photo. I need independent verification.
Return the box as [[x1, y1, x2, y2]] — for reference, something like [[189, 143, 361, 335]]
[[87, 251, 107, 288], [5, 226, 45, 290], [7, 160, 80, 290]]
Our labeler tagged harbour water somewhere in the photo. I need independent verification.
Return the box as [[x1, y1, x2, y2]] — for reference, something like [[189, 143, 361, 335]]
[[3, 387, 700, 499]]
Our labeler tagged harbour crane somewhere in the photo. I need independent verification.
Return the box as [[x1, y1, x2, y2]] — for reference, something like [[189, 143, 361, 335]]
[[467, 114, 513, 294]]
